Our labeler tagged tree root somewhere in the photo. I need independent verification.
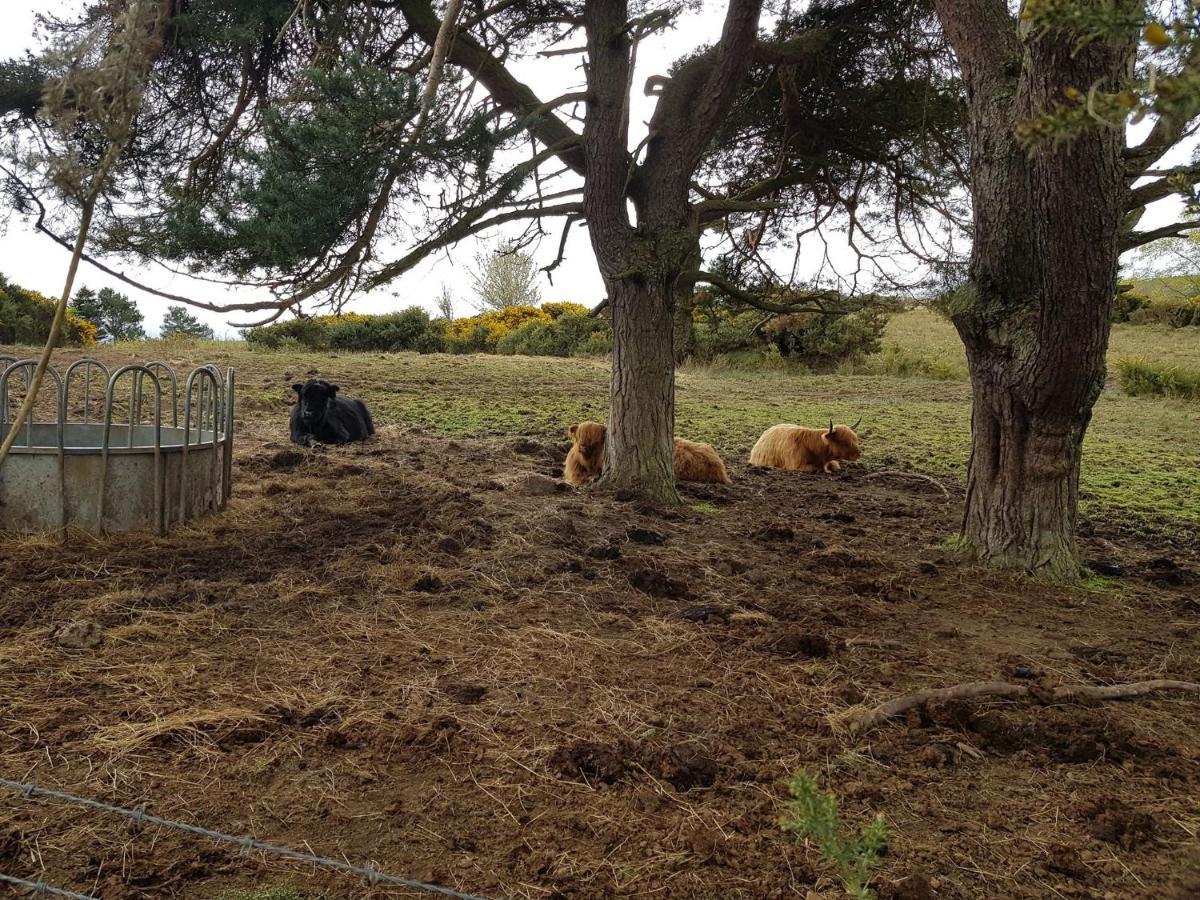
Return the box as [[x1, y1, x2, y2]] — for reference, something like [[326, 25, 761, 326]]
[[831, 679, 1200, 737], [861, 470, 952, 500]]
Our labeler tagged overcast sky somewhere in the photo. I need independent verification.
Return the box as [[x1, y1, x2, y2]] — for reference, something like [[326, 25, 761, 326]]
[[0, 1, 1187, 337]]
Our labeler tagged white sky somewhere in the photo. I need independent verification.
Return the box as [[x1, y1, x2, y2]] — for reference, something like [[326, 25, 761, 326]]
[[0, 1, 1188, 336]]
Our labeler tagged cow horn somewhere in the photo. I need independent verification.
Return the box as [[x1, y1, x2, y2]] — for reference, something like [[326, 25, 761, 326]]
[[827, 418, 835, 435], [851, 416, 862, 430]]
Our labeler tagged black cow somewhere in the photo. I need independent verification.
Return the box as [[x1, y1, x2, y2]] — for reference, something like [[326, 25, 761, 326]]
[[289, 380, 375, 446]]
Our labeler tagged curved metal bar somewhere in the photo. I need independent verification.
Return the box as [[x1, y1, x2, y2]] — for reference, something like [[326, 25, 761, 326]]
[[221, 368, 235, 506], [142, 361, 179, 427], [181, 366, 223, 524], [0, 358, 35, 429], [64, 358, 111, 425], [1, 361, 65, 449], [102, 366, 164, 535], [1, 361, 68, 529]]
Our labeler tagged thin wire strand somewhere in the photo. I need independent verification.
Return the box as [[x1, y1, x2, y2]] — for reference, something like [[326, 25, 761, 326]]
[[0, 872, 98, 899], [0, 778, 488, 900]]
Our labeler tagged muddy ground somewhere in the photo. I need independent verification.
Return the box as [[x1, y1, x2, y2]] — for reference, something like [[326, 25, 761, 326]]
[[1, 362, 1199, 899]]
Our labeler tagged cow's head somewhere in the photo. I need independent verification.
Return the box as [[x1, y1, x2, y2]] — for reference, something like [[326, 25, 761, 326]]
[[568, 421, 607, 460], [825, 416, 863, 462], [292, 380, 339, 430]]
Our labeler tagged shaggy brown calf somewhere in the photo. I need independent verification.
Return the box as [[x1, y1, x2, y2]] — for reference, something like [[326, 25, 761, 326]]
[[749, 419, 862, 473], [563, 422, 732, 485]]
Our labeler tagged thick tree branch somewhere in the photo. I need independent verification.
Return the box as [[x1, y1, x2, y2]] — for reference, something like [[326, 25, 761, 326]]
[[368, 199, 583, 288], [643, 0, 765, 202], [1126, 165, 1200, 210], [1120, 219, 1200, 252], [680, 269, 843, 314], [931, 0, 1018, 83], [395, 0, 586, 176]]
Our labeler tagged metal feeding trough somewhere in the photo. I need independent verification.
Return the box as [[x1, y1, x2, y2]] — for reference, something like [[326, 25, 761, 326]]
[[0, 356, 235, 535]]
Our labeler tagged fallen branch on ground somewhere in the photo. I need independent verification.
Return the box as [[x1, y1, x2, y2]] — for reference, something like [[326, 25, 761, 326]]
[[861, 469, 952, 500], [832, 679, 1200, 737]]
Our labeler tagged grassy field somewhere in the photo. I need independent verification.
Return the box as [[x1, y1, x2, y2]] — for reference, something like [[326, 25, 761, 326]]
[[878, 306, 1200, 374]]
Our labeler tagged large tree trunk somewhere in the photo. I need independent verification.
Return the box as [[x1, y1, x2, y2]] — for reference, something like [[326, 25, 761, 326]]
[[604, 277, 679, 503], [959, 353, 1095, 581], [577, 0, 762, 503], [935, 0, 1134, 580]]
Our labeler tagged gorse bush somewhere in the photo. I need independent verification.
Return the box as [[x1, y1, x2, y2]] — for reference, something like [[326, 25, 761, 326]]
[[541, 301, 591, 319], [1116, 357, 1200, 400], [0, 274, 97, 347], [782, 771, 888, 900]]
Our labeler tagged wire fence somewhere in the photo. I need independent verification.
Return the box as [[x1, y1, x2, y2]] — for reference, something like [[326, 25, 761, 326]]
[[1, 777, 488, 900], [0, 872, 98, 899]]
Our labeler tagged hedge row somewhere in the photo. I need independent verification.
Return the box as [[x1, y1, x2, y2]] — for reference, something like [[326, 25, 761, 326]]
[[243, 303, 611, 356]]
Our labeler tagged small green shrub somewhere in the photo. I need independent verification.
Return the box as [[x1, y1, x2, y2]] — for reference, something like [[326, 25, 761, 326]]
[[692, 309, 761, 359], [1111, 285, 1150, 323], [852, 344, 965, 380], [782, 771, 888, 900], [1127, 297, 1200, 328], [495, 312, 612, 357], [326, 307, 443, 352], [1115, 357, 1200, 400], [244, 317, 330, 350], [762, 309, 889, 371]]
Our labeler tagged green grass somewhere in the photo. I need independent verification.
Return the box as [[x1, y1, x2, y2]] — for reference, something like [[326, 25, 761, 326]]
[[878, 307, 1200, 374]]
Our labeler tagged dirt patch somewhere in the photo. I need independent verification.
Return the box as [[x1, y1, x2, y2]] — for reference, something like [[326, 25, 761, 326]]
[[548, 740, 635, 785], [1083, 798, 1159, 850], [0, 412, 1196, 899]]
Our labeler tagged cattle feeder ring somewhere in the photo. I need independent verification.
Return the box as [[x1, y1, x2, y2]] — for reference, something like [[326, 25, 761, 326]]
[[0, 358, 235, 535]]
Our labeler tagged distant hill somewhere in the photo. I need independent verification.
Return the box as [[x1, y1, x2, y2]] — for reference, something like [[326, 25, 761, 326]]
[[1123, 274, 1200, 302]]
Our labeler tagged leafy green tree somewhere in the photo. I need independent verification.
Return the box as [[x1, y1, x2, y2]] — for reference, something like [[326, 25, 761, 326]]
[[69, 286, 145, 342], [160, 305, 213, 339], [469, 241, 541, 311]]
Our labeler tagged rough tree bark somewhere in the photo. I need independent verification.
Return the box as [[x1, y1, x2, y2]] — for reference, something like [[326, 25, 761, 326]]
[[934, 0, 1135, 580]]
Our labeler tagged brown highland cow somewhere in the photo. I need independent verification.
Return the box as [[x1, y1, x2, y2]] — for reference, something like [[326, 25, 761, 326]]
[[563, 422, 732, 485], [749, 419, 862, 473]]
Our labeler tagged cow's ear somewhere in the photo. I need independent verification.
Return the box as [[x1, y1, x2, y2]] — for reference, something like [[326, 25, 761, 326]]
[[292, 383, 303, 395], [568, 424, 578, 438], [328, 384, 339, 396]]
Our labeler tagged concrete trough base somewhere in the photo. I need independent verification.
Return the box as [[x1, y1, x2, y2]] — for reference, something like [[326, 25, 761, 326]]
[[0, 423, 229, 534]]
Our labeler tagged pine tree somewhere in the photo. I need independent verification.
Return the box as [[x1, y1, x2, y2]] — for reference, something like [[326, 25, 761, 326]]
[[70, 286, 145, 342], [160, 305, 214, 339]]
